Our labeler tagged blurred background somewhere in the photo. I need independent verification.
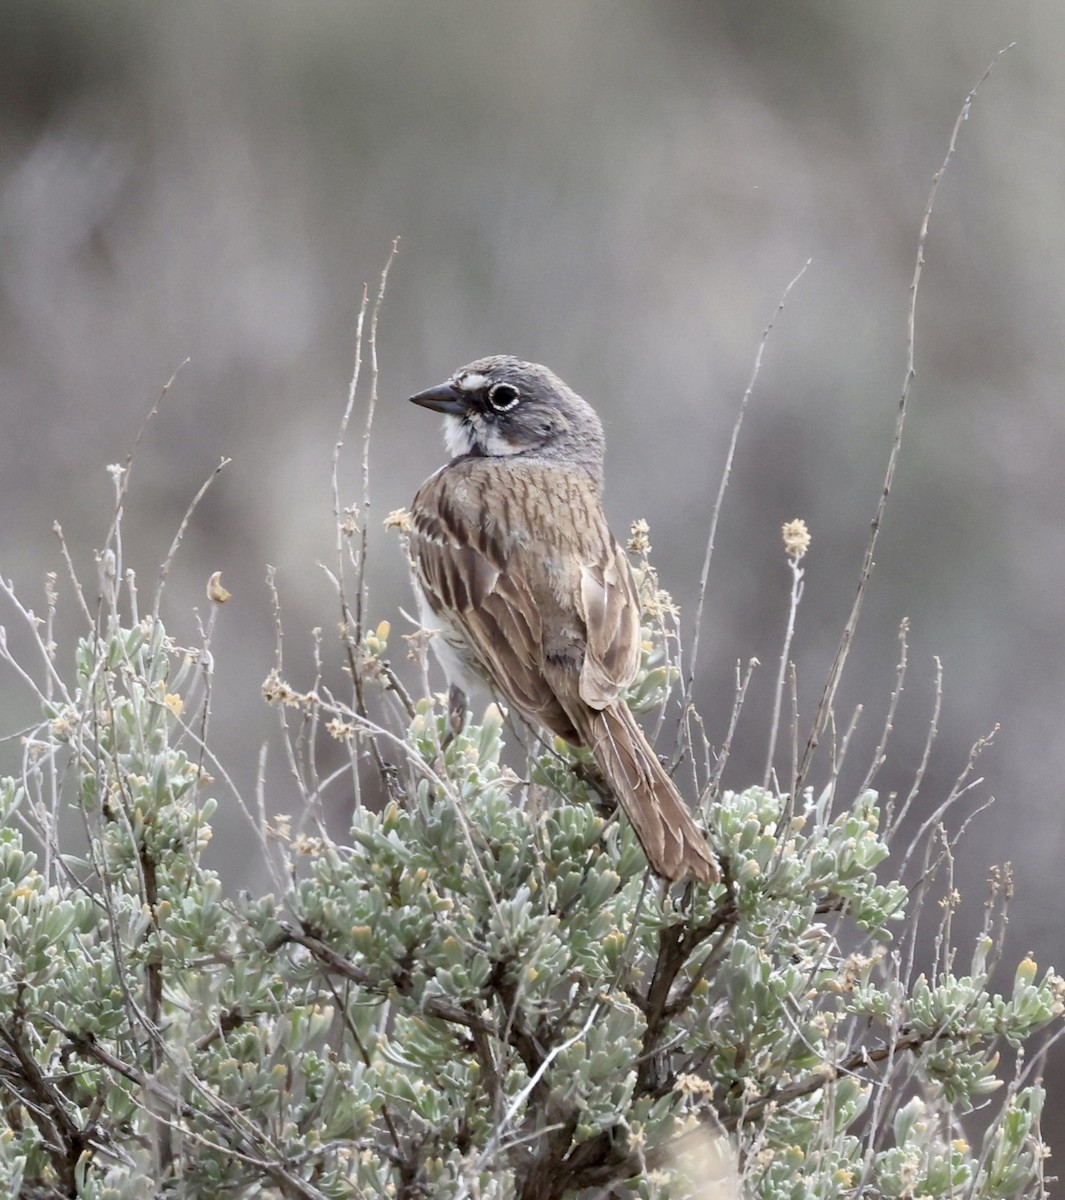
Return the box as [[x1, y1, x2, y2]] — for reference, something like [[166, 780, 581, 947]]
[[2, 0, 1064, 1161]]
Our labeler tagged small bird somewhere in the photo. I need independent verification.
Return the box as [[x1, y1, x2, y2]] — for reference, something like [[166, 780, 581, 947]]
[[407, 355, 718, 884]]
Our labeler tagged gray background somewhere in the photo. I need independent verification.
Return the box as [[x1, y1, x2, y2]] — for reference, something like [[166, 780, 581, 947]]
[[2, 0, 1064, 1162]]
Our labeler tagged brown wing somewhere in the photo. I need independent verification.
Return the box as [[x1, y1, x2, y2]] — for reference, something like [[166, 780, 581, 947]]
[[410, 459, 641, 739], [411, 462, 572, 737], [577, 540, 642, 710]]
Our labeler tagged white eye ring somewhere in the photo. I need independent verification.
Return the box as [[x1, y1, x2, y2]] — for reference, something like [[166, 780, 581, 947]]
[[487, 383, 520, 413]]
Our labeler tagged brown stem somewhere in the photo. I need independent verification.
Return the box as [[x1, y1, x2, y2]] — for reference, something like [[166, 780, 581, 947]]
[[716, 1028, 929, 1131], [636, 895, 738, 1095]]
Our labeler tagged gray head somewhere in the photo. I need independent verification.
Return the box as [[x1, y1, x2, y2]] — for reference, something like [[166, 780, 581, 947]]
[[409, 355, 605, 474]]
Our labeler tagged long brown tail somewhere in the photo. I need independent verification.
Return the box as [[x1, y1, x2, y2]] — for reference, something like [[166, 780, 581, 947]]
[[577, 702, 718, 884]]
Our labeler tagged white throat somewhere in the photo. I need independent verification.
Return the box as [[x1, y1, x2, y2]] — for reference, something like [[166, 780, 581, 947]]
[[443, 413, 525, 458]]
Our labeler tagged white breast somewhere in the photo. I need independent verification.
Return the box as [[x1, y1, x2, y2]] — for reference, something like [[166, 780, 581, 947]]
[[415, 582, 481, 692]]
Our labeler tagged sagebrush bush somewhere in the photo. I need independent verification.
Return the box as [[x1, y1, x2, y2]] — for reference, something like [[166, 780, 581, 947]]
[[0, 525, 1060, 1198]]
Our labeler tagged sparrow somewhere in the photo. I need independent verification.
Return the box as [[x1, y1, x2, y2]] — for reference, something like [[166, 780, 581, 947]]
[[407, 355, 718, 885]]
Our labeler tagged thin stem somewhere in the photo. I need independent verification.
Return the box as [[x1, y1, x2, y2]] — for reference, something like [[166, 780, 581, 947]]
[[684, 259, 811, 710], [763, 553, 804, 789], [795, 48, 1012, 794]]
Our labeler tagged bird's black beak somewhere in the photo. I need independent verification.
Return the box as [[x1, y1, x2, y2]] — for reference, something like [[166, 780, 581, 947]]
[[409, 382, 465, 416]]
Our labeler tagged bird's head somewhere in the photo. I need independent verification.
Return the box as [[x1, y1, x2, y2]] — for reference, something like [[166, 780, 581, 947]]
[[409, 355, 605, 471]]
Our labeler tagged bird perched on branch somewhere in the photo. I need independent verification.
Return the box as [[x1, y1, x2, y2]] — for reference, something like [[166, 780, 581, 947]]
[[407, 355, 718, 885]]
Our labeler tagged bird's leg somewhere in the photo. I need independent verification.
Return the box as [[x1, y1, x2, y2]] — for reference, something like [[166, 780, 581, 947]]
[[441, 683, 469, 749]]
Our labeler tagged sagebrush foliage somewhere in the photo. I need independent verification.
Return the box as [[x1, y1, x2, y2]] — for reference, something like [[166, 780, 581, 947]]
[[0, 595, 1061, 1199]]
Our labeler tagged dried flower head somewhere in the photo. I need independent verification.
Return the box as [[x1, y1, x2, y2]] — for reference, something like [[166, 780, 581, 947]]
[[384, 507, 413, 533], [782, 518, 811, 559], [339, 505, 361, 537], [327, 717, 356, 741], [206, 571, 231, 604], [627, 517, 652, 555]]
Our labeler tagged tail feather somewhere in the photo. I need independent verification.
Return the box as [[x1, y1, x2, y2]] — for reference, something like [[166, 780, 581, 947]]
[[579, 703, 718, 884]]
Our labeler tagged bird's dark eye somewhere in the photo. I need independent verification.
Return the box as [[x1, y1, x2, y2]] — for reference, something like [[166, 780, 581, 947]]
[[486, 383, 520, 413]]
